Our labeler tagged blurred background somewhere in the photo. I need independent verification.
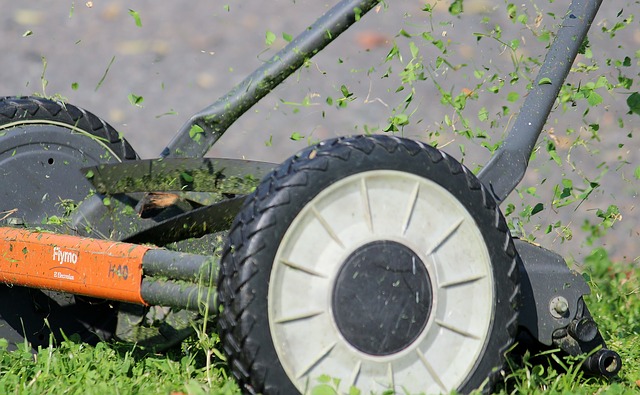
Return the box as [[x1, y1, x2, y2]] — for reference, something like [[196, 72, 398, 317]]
[[1, 0, 638, 264]]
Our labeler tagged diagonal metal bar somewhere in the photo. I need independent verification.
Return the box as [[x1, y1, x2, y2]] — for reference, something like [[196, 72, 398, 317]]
[[478, 0, 603, 203], [162, 0, 381, 158]]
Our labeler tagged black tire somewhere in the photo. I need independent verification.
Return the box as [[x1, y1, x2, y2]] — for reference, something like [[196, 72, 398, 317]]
[[0, 96, 136, 160], [218, 135, 520, 394], [0, 96, 137, 349], [0, 96, 137, 225]]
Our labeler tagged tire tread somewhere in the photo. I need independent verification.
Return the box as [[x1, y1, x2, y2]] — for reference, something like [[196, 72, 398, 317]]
[[0, 96, 137, 160], [218, 135, 519, 394]]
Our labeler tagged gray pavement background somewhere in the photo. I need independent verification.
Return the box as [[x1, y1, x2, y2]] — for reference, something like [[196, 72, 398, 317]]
[[1, 1, 638, 263]]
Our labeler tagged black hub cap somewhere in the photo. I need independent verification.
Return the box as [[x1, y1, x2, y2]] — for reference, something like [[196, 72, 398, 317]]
[[332, 240, 433, 356]]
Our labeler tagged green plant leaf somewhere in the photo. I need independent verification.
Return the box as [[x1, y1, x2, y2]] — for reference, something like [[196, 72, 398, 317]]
[[128, 9, 142, 27], [265, 30, 276, 46], [128, 93, 144, 107], [478, 107, 489, 122], [392, 113, 409, 126], [531, 203, 544, 216], [95, 56, 116, 92], [181, 172, 194, 183], [448, 0, 463, 15], [587, 91, 603, 106], [189, 124, 205, 141], [409, 41, 419, 59], [312, 384, 337, 395], [627, 92, 640, 116], [290, 132, 304, 141], [507, 92, 520, 102], [538, 77, 552, 85]]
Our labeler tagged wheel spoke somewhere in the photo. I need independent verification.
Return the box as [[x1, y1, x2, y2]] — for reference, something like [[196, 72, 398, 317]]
[[273, 310, 324, 324], [348, 360, 362, 389], [280, 258, 328, 278], [439, 273, 486, 288], [311, 206, 344, 249], [425, 217, 464, 255], [417, 349, 447, 392], [296, 342, 336, 379], [401, 182, 420, 236], [360, 178, 373, 233], [435, 319, 481, 340]]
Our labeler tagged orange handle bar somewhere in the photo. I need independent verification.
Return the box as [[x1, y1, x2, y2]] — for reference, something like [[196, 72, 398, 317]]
[[0, 227, 149, 304]]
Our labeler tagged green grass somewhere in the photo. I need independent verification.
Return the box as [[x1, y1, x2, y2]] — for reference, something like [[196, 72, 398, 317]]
[[0, 248, 637, 395], [0, 333, 240, 395]]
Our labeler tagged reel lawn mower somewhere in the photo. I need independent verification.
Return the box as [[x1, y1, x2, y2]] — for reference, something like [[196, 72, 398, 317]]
[[0, 0, 623, 393]]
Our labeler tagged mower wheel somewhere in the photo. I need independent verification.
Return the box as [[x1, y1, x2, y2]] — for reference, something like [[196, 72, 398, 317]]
[[218, 135, 520, 394], [0, 96, 136, 349]]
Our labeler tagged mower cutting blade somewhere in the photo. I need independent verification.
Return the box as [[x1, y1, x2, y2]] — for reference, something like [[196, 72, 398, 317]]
[[123, 196, 246, 246], [83, 157, 276, 194]]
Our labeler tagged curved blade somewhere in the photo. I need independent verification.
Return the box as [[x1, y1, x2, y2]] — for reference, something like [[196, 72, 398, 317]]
[[82, 157, 275, 194], [122, 196, 245, 246]]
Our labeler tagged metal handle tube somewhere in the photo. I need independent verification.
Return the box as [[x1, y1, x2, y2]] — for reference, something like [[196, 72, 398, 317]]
[[141, 278, 217, 314], [141, 250, 218, 313], [478, 0, 603, 202], [162, 0, 381, 158], [142, 249, 217, 282]]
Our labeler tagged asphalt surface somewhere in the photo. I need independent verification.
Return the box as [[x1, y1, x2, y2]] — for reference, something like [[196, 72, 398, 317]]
[[1, 1, 638, 262]]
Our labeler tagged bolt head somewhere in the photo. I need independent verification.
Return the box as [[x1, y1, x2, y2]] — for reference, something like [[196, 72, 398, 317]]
[[550, 296, 570, 319]]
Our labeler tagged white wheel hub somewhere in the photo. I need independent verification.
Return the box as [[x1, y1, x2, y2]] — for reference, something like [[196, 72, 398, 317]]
[[268, 170, 494, 394]]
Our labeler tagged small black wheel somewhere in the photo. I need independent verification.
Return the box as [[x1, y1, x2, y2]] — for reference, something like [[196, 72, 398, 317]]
[[0, 96, 137, 348], [218, 135, 519, 394], [0, 96, 137, 224]]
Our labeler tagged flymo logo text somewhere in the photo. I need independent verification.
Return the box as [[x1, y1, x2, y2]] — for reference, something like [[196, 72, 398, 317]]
[[52, 246, 79, 265]]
